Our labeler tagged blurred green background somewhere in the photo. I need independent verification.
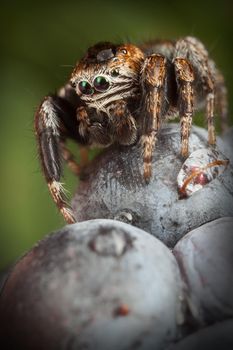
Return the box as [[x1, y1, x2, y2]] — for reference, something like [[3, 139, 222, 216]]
[[0, 0, 232, 271]]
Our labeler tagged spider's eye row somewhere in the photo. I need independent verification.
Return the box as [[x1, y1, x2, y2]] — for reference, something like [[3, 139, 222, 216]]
[[110, 69, 119, 77], [93, 76, 110, 92], [78, 81, 94, 95]]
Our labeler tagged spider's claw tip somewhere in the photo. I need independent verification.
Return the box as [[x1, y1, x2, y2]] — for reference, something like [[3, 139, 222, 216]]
[[143, 169, 152, 184]]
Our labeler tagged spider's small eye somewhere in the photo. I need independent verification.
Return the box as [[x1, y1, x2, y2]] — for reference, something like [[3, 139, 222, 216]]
[[93, 76, 110, 92], [78, 81, 93, 95], [110, 69, 119, 77], [121, 48, 127, 54], [70, 81, 76, 88]]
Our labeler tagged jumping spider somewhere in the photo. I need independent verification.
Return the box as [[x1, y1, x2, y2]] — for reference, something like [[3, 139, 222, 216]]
[[35, 36, 228, 224]]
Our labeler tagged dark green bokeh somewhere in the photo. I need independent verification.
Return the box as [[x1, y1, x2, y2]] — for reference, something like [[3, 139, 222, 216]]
[[0, 0, 232, 270]]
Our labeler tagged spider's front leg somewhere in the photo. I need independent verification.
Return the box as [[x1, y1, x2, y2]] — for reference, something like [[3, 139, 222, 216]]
[[140, 54, 167, 181], [35, 94, 84, 224]]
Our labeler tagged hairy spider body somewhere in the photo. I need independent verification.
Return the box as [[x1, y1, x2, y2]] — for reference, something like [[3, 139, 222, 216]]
[[35, 37, 228, 223]]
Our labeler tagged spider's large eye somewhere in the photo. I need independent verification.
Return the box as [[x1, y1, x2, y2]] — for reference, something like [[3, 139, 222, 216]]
[[78, 81, 93, 95], [93, 76, 110, 92]]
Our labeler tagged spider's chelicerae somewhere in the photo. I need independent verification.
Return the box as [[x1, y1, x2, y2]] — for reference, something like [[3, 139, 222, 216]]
[[35, 36, 228, 223]]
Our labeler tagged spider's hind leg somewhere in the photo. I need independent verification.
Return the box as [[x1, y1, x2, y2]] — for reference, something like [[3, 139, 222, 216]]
[[174, 37, 221, 150], [206, 88, 216, 145], [214, 69, 228, 133]]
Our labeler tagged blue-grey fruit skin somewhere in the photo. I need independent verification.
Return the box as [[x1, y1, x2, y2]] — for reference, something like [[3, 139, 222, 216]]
[[1, 125, 232, 349], [0, 219, 186, 350], [173, 217, 233, 325], [165, 319, 233, 350], [72, 124, 233, 247]]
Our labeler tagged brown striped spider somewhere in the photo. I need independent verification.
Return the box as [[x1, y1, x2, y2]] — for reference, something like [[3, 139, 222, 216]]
[[35, 36, 228, 223]]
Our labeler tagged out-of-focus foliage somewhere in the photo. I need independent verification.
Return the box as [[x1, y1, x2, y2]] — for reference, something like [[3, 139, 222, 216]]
[[0, 0, 232, 270]]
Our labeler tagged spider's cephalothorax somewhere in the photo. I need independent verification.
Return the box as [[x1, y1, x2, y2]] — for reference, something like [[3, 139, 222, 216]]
[[71, 42, 143, 110], [70, 42, 145, 147], [35, 37, 228, 223]]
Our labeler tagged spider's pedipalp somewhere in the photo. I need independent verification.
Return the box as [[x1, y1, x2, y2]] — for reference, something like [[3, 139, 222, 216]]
[[140, 54, 167, 180], [110, 100, 137, 146]]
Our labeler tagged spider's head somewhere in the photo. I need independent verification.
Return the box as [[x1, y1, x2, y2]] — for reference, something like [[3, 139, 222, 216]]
[[70, 42, 144, 109]]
